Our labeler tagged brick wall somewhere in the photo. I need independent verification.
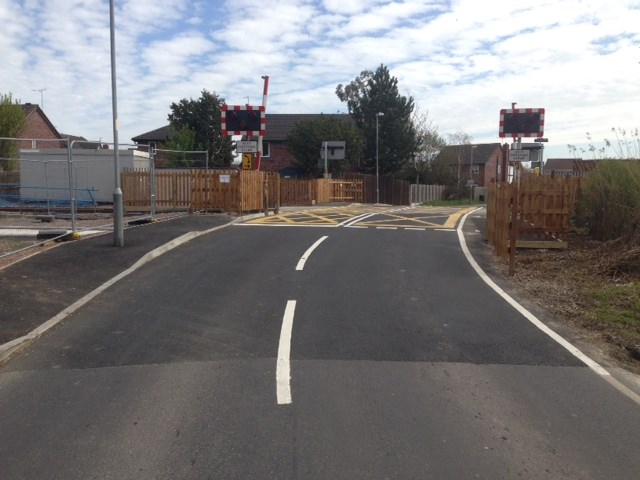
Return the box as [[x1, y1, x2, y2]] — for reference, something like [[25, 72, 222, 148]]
[[260, 143, 297, 172], [19, 111, 61, 149], [481, 151, 500, 186]]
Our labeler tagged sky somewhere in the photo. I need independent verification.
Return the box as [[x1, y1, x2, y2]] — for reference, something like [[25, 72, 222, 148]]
[[1, 0, 639, 160]]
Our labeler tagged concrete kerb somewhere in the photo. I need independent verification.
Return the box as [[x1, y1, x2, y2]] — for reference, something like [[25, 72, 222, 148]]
[[0, 212, 263, 364]]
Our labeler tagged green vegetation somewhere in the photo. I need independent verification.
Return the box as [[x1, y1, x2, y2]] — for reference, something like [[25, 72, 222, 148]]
[[579, 279, 640, 360], [167, 89, 234, 167], [0, 92, 26, 171], [577, 160, 640, 241], [336, 64, 418, 176], [421, 199, 482, 207], [588, 282, 640, 328], [287, 115, 364, 176]]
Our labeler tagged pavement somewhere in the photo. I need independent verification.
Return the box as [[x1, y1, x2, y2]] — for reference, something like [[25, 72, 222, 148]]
[[0, 212, 241, 359]]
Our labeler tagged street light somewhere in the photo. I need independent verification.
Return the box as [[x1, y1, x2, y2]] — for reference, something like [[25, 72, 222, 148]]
[[469, 145, 477, 203], [376, 112, 384, 204], [109, 0, 124, 246]]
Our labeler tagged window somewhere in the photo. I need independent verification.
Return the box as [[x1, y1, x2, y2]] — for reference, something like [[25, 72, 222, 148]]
[[471, 164, 480, 175], [262, 142, 270, 158]]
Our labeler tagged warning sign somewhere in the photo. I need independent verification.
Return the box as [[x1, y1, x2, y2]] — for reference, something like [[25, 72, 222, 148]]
[[242, 153, 253, 170]]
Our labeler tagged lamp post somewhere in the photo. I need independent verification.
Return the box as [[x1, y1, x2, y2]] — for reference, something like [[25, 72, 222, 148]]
[[376, 112, 384, 204], [469, 145, 477, 203], [109, 0, 124, 246]]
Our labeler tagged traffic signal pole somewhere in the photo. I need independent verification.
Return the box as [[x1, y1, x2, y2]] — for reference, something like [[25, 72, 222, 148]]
[[256, 75, 269, 171]]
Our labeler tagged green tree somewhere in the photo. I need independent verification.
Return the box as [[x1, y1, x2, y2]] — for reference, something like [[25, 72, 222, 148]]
[[336, 64, 418, 175], [0, 93, 26, 171], [166, 126, 198, 167], [167, 89, 234, 167], [287, 115, 364, 176]]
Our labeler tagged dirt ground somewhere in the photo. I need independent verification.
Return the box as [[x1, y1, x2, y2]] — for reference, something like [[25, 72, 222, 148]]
[[491, 233, 640, 375], [0, 211, 179, 270]]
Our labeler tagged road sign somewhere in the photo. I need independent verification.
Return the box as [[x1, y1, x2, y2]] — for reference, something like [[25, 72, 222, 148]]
[[499, 108, 545, 138], [320, 141, 346, 160], [237, 140, 257, 153], [509, 149, 529, 163], [242, 153, 253, 170]]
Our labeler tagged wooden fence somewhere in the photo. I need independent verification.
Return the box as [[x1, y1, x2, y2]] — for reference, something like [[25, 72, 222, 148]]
[[344, 173, 411, 205], [122, 170, 365, 213], [0, 171, 20, 200], [487, 174, 584, 270]]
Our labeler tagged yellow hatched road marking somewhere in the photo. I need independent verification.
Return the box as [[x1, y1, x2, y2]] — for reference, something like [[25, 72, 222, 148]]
[[244, 206, 390, 226], [355, 207, 475, 229], [242, 206, 475, 228]]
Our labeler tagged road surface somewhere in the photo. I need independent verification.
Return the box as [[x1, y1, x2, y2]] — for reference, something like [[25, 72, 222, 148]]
[[1, 206, 639, 479]]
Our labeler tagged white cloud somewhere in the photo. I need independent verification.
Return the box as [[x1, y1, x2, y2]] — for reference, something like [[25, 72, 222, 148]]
[[1, 0, 639, 158]]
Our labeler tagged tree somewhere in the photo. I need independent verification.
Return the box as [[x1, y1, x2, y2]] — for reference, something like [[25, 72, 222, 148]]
[[287, 115, 364, 176], [167, 89, 234, 167], [166, 127, 199, 167], [336, 64, 418, 175], [406, 107, 446, 184], [0, 93, 26, 171], [447, 131, 473, 188]]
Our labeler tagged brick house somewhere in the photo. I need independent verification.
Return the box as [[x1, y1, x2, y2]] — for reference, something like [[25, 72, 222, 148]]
[[543, 158, 597, 176], [132, 113, 351, 176], [433, 143, 502, 187], [19, 103, 64, 149], [258, 114, 352, 176]]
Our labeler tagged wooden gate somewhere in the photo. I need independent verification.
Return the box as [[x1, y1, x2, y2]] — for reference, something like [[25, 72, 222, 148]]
[[487, 173, 584, 270], [122, 169, 267, 213]]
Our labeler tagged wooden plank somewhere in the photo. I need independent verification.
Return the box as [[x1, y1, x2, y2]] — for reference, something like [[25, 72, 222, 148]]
[[516, 240, 568, 249]]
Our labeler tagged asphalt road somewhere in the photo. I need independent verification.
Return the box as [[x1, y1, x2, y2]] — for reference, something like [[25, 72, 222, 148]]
[[1, 209, 639, 479]]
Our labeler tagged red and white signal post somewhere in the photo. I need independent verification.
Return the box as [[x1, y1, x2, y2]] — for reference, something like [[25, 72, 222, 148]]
[[220, 75, 269, 170]]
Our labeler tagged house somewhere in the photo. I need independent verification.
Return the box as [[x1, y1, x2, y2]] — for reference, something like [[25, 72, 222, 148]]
[[19, 103, 64, 149], [543, 158, 597, 177], [132, 113, 352, 175], [433, 143, 502, 187], [131, 125, 172, 150]]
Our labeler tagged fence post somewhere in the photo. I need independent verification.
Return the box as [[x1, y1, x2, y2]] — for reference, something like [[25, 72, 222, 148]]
[[509, 184, 518, 275]]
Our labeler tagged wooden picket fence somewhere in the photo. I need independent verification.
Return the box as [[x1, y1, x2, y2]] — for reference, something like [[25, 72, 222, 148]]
[[487, 174, 584, 269], [122, 170, 364, 213]]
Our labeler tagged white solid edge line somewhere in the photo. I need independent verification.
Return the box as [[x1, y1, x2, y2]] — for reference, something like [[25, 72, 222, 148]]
[[277, 300, 297, 405], [296, 236, 329, 271], [456, 209, 610, 377]]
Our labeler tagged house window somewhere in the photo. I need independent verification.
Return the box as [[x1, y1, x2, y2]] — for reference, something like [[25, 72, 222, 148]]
[[262, 142, 270, 158], [471, 164, 480, 175]]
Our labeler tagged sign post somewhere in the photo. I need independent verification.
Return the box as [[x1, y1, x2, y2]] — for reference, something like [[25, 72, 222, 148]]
[[318, 141, 346, 178]]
